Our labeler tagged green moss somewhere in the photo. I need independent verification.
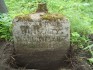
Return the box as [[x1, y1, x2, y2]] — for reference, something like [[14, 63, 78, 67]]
[[15, 15, 32, 21], [41, 13, 64, 21]]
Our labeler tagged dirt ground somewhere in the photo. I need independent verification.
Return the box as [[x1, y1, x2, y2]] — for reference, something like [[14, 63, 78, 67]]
[[0, 40, 92, 70]]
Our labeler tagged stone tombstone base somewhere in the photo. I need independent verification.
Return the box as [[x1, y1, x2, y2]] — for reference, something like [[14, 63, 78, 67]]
[[12, 12, 70, 69]]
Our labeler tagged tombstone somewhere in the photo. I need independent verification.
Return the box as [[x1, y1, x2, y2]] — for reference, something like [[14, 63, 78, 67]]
[[12, 3, 70, 70]]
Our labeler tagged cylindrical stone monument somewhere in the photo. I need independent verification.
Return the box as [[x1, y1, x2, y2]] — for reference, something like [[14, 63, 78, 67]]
[[12, 3, 70, 69]]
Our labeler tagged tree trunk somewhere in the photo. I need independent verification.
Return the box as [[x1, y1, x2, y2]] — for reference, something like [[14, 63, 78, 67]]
[[0, 0, 8, 13]]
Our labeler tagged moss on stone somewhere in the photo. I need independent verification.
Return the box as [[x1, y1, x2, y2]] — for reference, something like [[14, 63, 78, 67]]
[[15, 15, 32, 22], [41, 13, 64, 21]]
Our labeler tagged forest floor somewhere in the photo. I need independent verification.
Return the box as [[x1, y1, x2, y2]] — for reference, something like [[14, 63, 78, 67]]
[[0, 40, 92, 70]]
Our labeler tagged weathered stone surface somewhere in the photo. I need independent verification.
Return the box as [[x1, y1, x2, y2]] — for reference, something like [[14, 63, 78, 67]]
[[12, 12, 70, 69]]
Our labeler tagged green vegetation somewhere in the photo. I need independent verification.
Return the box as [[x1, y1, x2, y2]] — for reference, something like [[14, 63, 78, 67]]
[[0, 0, 93, 64], [0, 14, 12, 40]]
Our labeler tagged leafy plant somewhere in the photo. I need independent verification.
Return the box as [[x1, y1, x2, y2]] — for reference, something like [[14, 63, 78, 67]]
[[0, 13, 12, 41], [71, 32, 89, 48], [84, 44, 93, 64], [88, 58, 93, 64]]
